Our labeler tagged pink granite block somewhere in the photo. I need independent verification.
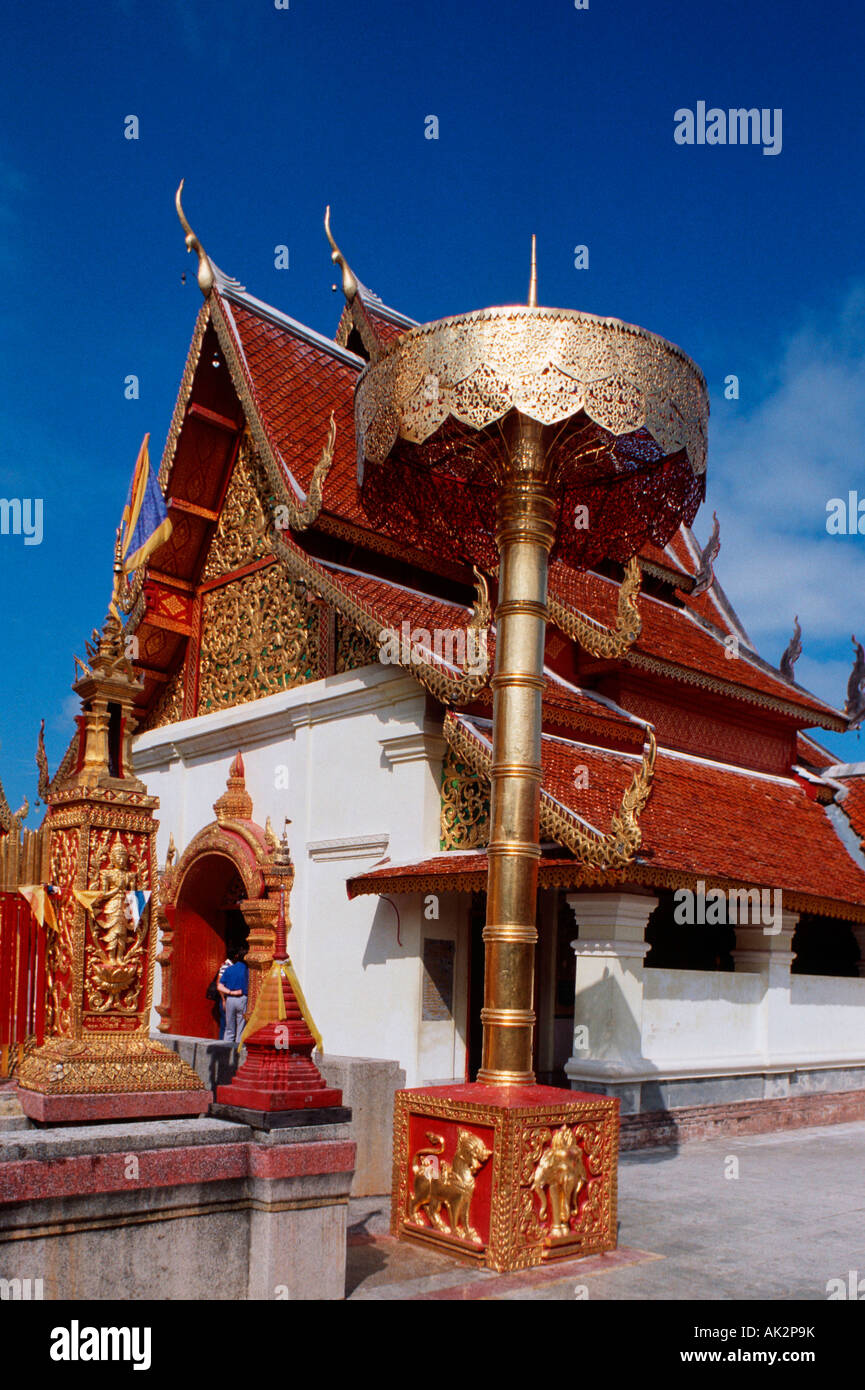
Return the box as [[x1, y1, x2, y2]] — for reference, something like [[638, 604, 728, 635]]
[[0, 1138, 357, 1204], [17, 1089, 211, 1124], [247, 1141, 356, 1181]]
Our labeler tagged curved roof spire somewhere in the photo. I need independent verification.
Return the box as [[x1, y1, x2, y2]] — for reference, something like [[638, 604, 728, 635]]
[[176, 179, 215, 296], [175, 180, 245, 298], [324, 205, 359, 304]]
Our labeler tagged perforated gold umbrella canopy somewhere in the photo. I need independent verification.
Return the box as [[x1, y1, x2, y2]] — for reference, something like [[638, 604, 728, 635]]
[[355, 305, 708, 572]]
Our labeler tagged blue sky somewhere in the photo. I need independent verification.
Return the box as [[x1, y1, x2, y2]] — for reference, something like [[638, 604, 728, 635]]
[[1, 0, 865, 812]]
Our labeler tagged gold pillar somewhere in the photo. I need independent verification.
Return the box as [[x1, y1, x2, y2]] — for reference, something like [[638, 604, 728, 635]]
[[478, 416, 555, 1085]]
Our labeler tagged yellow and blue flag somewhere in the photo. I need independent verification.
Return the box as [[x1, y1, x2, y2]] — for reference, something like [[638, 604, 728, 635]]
[[120, 434, 173, 576], [19, 884, 59, 932]]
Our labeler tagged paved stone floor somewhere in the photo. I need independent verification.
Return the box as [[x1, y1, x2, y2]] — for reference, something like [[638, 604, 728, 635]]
[[347, 1121, 865, 1300]]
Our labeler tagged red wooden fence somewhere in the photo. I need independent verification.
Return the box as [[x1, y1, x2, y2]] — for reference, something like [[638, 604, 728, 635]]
[[0, 890, 46, 1078]]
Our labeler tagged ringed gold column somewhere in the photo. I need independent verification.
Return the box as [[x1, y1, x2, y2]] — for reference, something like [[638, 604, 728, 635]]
[[477, 415, 555, 1085]]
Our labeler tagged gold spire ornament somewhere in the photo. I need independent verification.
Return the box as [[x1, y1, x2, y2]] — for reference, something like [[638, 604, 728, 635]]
[[527, 234, 538, 307], [324, 205, 359, 304], [175, 181, 245, 298], [175, 179, 215, 296]]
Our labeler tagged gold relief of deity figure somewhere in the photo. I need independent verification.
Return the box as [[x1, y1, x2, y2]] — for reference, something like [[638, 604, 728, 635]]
[[530, 1125, 591, 1240], [93, 842, 138, 962], [80, 839, 150, 1013]]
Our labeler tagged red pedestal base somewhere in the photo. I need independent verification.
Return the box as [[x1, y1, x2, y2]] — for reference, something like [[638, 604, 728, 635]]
[[392, 1083, 619, 1271], [17, 1087, 212, 1124], [215, 1023, 342, 1112]]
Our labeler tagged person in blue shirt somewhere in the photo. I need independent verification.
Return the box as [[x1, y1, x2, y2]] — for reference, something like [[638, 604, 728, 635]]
[[218, 950, 249, 1044]]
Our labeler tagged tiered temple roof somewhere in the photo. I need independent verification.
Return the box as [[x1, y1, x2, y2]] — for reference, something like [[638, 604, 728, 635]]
[[124, 259, 865, 922]]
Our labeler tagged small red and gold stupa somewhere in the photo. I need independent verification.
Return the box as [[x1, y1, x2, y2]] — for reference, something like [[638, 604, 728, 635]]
[[213, 831, 347, 1127]]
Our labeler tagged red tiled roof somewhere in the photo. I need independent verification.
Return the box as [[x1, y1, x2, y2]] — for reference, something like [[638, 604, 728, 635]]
[[319, 561, 473, 635], [362, 301, 411, 346], [640, 539, 690, 580], [548, 562, 842, 726], [219, 294, 367, 527], [198, 288, 842, 734], [448, 713, 865, 916], [348, 852, 487, 898], [836, 778, 865, 847], [346, 851, 609, 898], [313, 557, 644, 743]]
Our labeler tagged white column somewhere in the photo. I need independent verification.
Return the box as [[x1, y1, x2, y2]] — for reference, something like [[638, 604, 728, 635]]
[[732, 910, 798, 1065], [564, 892, 658, 1087]]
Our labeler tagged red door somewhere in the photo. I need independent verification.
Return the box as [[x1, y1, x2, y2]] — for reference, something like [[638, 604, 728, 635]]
[[170, 856, 239, 1038]]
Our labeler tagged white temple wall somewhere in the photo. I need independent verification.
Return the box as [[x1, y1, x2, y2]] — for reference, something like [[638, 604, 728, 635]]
[[777, 973, 865, 1061], [567, 891, 865, 1109], [642, 968, 763, 1064], [641, 970, 865, 1071], [134, 665, 460, 1086]]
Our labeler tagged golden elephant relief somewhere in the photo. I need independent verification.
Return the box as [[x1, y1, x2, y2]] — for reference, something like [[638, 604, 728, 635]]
[[531, 1125, 591, 1239]]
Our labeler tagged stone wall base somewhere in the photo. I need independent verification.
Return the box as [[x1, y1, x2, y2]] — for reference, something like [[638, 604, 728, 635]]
[[619, 1087, 865, 1151], [156, 1035, 404, 1196], [0, 1115, 355, 1299], [567, 1062, 865, 1114]]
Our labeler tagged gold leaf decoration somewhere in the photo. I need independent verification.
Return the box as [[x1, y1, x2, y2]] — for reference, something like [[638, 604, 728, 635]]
[[440, 746, 490, 850], [198, 566, 319, 714]]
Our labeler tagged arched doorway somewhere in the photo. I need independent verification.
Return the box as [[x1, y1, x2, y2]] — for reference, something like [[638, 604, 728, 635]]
[[156, 753, 281, 1039], [171, 853, 249, 1038]]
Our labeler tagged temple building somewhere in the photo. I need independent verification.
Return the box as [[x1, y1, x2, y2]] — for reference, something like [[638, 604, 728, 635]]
[[17, 223, 865, 1138]]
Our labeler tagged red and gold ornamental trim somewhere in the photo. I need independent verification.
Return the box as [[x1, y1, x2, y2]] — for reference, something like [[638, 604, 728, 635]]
[[392, 1085, 619, 1272]]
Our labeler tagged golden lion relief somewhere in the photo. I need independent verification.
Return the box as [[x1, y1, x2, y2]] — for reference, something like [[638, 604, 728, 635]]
[[531, 1125, 591, 1239], [407, 1128, 492, 1245]]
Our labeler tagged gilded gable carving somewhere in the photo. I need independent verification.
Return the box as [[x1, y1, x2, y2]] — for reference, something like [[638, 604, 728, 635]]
[[198, 566, 320, 714], [201, 437, 270, 582], [440, 746, 490, 850], [335, 614, 379, 673], [141, 663, 185, 731]]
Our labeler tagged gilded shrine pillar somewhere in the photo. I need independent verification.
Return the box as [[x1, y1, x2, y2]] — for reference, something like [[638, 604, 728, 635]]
[[17, 613, 209, 1122], [323, 222, 708, 1269]]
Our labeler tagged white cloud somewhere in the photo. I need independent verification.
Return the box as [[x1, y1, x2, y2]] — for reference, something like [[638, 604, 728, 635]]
[[702, 282, 865, 719]]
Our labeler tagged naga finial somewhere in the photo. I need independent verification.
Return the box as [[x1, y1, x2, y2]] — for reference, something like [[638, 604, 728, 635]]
[[324, 205, 359, 304], [846, 635, 865, 728], [176, 179, 214, 296], [527, 234, 538, 307], [36, 718, 50, 802], [691, 511, 720, 597], [780, 615, 802, 682]]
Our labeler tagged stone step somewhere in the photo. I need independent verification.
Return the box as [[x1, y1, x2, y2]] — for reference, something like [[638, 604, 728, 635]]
[[0, 1112, 31, 1132]]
